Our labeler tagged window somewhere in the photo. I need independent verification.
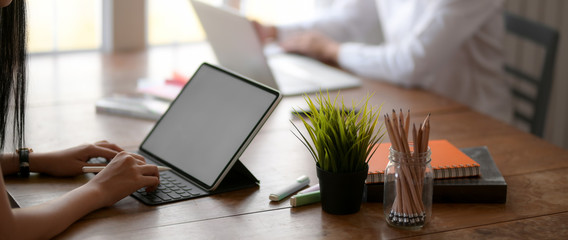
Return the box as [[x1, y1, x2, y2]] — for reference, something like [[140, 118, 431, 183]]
[[147, 0, 319, 46], [27, 0, 102, 53], [26, 0, 321, 52], [241, 0, 318, 25], [147, 0, 222, 45]]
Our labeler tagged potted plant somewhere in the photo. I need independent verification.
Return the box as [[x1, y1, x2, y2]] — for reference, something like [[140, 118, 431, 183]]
[[292, 91, 384, 214]]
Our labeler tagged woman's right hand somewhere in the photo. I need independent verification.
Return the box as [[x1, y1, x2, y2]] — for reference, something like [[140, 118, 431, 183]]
[[84, 151, 160, 207]]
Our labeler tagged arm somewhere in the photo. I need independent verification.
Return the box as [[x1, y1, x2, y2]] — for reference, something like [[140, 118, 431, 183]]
[[337, 0, 504, 86], [277, 0, 381, 44], [1, 151, 159, 240], [1, 140, 124, 176]]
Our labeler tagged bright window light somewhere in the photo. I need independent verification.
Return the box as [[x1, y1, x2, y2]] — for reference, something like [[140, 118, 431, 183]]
[[27, 0, 101, 53], [147, 0, 318, 46]]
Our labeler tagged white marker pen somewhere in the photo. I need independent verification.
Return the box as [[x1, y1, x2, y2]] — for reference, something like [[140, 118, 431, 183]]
[[269, 175, 310, 201]]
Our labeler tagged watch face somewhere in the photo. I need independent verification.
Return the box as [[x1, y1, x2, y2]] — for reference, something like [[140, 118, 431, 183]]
[[18, 148, 31, 177]]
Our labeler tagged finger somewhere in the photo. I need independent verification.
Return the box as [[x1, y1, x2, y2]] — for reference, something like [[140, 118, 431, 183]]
[[114, 151, 145, 165], [109, 151, 145, 165], [83, 162, 107, 167], [139, 165, 160, 192], [90, 146, 121, 162], [139, 164, 159, 176], [128, 152, 145, 162], [94, 141, 124, 152], [141, 176, 160, 192], [280, 41, 297, 53]]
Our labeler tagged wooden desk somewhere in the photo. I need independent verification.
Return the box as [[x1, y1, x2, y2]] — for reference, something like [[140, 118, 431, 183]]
[[6, 44, 568, 239]]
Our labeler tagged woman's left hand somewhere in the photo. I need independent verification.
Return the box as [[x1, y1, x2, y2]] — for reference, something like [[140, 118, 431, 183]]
[[280, 31, 340, 66], [29, 140, 126, 177]]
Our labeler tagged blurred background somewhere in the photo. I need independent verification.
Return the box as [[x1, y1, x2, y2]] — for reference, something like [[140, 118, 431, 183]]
[[25, 0, 568, 150]]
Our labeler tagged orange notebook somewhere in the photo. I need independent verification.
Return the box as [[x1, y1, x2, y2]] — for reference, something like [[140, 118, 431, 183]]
[[366, 139, 481, 184]]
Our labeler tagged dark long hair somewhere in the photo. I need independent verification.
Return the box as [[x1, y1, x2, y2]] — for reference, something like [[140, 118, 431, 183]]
[[0, 0, 27, 151]]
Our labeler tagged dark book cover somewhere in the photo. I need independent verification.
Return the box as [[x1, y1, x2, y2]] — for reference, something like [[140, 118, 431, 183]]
[[365, 146, 507, 203]]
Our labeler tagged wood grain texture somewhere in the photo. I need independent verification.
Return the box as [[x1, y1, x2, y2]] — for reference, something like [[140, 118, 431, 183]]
[[5, 43, 568, 239], [53, 168, 567, 239]]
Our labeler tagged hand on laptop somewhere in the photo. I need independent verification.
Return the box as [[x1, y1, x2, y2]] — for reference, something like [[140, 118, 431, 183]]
[[252, 21, 340, 66], [86, 151, 160, 207], [279, 31, 340, 66], [252, 20, 277, 44]]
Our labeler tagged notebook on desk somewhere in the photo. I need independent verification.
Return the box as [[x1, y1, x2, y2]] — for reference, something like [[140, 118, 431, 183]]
[[190, 0, 361, 96], [366, 146, 507, 203], [366, 140, 481, 183], [125, 63, 282, 205]]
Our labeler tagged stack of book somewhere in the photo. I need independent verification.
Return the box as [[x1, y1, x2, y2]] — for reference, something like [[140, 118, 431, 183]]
[[95, 94, 170, 120], [365, 140, 507, 203]]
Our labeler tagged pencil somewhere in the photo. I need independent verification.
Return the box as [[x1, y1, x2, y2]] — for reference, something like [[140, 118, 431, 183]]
[[385, 109, 431, 226], [82, 165, 172, 173]]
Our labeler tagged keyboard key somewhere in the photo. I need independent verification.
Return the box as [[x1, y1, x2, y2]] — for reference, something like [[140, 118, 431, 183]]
[[131, 171, 203, 204], [168, 192, 182, 199], [155, 192, 173, 201]]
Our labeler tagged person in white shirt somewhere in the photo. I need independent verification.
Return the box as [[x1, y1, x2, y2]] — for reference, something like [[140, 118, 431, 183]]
[[254, 0, 512, 123]]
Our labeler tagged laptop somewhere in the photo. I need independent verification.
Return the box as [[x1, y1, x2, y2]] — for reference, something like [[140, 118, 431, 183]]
[[190, 0, 361, 96], [125, 63, 281, 205]]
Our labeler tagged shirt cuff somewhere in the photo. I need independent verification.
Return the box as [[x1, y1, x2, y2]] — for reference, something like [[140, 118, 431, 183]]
[[337, 42, 365, 71]]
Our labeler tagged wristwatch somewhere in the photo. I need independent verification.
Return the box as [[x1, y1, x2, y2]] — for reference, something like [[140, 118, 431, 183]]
[[16, 148, 33, 177]]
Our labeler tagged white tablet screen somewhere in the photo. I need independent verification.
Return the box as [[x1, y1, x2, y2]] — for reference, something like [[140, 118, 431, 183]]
[[140, 63, 280, 189]]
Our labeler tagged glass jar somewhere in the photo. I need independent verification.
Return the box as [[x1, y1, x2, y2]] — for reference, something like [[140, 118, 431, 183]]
[[383, 146, 433, 229]]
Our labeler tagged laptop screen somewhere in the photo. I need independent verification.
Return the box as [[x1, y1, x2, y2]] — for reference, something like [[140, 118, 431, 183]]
[[140, 63, 281, 190]]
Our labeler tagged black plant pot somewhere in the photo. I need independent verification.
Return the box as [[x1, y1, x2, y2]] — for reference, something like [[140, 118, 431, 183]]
[[316, 165, 368, 215]]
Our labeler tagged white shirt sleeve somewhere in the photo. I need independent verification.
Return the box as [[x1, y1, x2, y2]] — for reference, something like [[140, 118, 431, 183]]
[[337, 0, 504, 87], [277, 0, 382, 44]]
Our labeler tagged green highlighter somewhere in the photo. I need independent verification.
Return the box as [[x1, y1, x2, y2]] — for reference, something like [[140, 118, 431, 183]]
[[290, 190, 321, 207]]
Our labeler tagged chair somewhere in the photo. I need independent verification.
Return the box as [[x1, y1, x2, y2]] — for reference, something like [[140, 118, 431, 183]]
[[503, 11, 559, 138]]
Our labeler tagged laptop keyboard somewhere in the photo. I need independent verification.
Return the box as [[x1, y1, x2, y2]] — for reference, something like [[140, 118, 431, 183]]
[[131, 170, 204, 205], [87, 157, 206, 205]]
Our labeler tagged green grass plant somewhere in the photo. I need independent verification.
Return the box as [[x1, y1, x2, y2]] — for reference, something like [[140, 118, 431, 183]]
[[291, 91, 385, 173]]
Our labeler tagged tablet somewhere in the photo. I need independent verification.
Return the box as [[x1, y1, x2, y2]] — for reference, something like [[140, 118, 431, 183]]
[[139, 63, 281, 191]]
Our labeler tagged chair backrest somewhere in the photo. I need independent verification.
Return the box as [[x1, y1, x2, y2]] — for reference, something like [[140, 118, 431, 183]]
[[503, 12, 559, 137]]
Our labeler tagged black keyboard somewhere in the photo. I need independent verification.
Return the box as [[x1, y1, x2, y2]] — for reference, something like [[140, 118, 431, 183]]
[[131, 167, 208, 205], [88, 157, 207, 205]]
